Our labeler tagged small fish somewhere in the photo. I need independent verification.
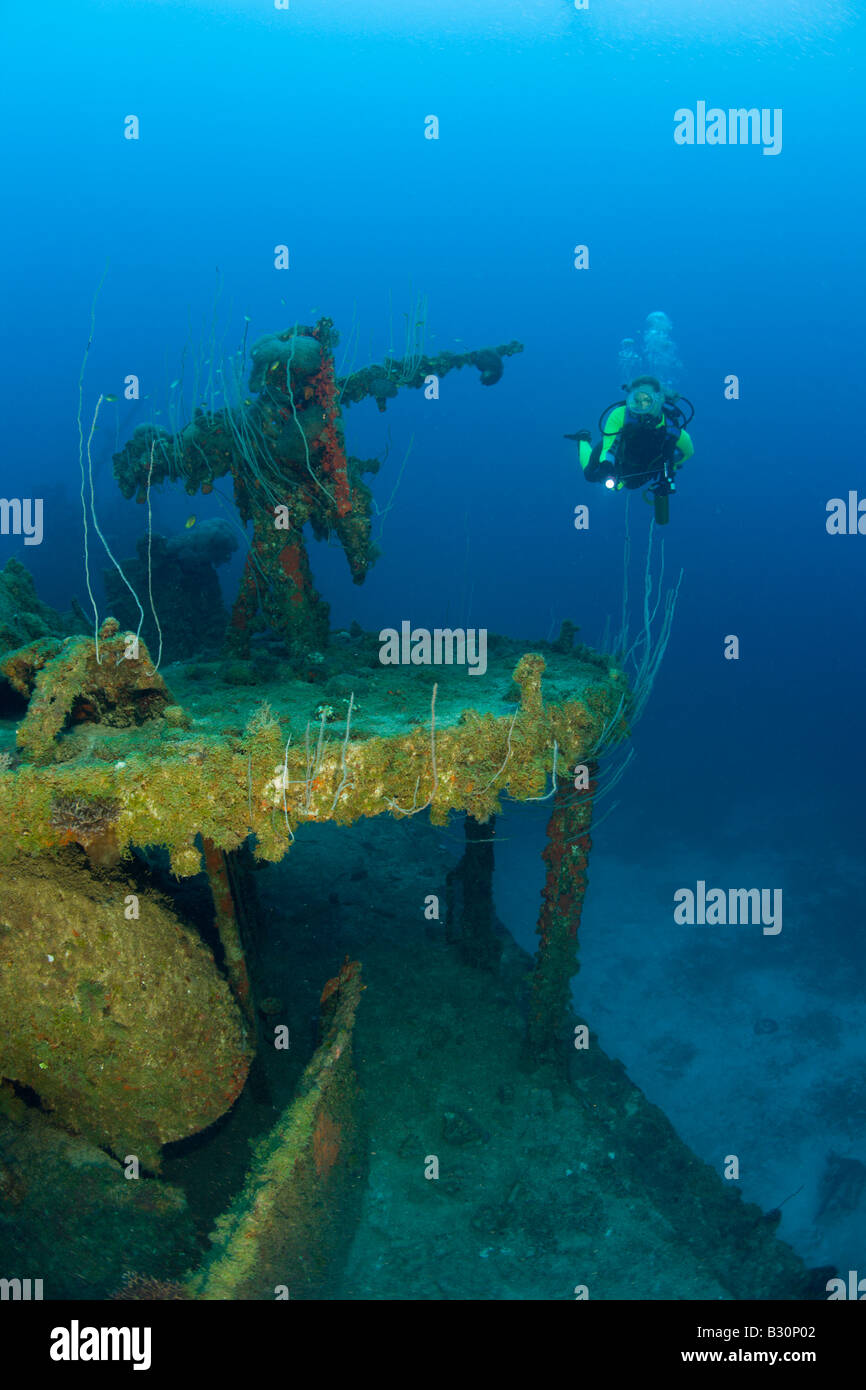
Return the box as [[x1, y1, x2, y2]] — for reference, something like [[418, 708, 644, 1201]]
[[170, 379, 180, 388], [243, 315, 251, 322], [185, 515, 196, 529], [104, 393, 118, 402]]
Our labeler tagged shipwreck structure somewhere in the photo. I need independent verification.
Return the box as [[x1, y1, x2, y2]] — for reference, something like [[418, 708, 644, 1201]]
[[112, 318, 523, 659], [0, 315, 819, 1301]]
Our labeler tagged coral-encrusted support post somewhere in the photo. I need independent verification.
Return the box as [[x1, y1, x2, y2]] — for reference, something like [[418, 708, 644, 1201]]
[[445, 814, 501, 972], [224, 321, 369, 658], [202, 838, 255, 1027], [528, 766, 597, 1057], [225, 470, 331, 658]]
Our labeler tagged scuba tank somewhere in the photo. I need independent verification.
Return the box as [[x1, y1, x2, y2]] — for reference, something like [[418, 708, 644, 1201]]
[[648, 458, 675, 526]]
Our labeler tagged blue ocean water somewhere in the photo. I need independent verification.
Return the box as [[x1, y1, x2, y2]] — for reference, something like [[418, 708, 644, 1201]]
[[1, 0, 864, 1306]]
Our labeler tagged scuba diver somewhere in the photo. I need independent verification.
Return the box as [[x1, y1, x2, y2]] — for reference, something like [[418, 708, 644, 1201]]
[[567, 376, 695, 525]]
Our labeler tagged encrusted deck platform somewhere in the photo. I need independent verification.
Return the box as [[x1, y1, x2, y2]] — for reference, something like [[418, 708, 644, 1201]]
[[0, 627, 628, 876]]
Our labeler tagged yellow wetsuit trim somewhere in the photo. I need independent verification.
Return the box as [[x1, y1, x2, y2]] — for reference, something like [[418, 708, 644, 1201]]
[[600, 405, 626, 462], [674, 428, 694, 466]]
